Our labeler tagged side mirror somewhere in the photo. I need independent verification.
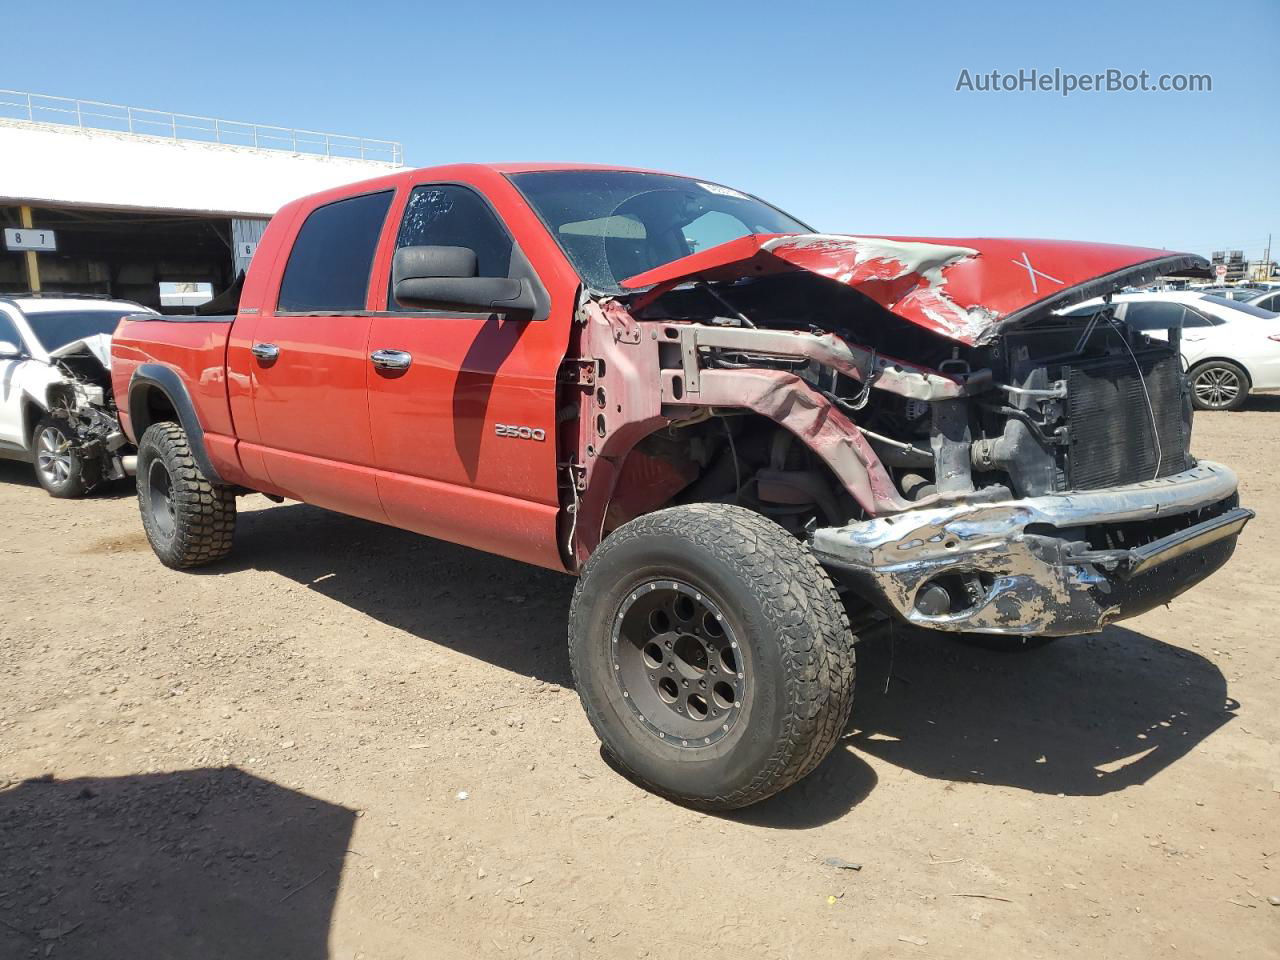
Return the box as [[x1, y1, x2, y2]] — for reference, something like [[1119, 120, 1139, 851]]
[[392, 245, 537, 315], [0, 340, 23, 360]]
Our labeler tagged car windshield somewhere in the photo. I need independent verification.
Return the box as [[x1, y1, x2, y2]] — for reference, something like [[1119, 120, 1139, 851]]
[[509, 170, 811, 294], [24, 309, 135, 352]]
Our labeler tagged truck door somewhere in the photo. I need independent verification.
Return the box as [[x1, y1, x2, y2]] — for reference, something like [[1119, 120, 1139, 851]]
[[242, 190, 393, 522], [366, 183, 564, 569]]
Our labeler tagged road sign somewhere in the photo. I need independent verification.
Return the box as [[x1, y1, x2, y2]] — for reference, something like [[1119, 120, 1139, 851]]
[[1214, 263, 1228, 281], [4, 228, 56, 252]]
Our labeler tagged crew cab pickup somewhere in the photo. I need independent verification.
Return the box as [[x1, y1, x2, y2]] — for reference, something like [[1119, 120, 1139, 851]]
[[111, 164, 1253, 809]]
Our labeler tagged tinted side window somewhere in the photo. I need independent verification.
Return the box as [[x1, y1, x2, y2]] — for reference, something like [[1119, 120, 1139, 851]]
[[389, 185, 513, 310], [278, 191, 393, 312], [1123, 301, 1198, 328]]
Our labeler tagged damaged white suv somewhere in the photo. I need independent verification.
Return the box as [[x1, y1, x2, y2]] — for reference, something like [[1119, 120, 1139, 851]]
[[0, 295, 153, 497]]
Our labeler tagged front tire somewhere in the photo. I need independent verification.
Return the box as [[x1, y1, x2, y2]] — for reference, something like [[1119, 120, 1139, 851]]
[[32, 414, 91, 498], [569, 504, 856, 810], [136, 422, 236, 568], [1190, 360, 1249, 411]]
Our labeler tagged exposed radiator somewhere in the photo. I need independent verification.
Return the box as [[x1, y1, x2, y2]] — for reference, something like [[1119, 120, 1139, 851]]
[[1064, 351, 1189, 490]]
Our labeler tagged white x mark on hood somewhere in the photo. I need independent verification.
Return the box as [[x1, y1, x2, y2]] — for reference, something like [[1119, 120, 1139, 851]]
[[1011, 251, 1065, 294]]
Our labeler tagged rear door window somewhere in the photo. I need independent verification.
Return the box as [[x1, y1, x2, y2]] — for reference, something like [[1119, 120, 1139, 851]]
[[1122, 301, 1214, 329], [277, 191, 393, 312]]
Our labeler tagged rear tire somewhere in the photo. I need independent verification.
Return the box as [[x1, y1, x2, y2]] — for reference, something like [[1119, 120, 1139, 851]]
[[569, 504, 856, 810], [1190, 360, 1249, 411], [136, 422, 236, 568], [32, 414, 92, 499]]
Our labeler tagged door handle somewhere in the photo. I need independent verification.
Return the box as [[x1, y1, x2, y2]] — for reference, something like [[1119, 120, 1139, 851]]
[[370, 349, 413, 371], [251, 342, 280, 362]]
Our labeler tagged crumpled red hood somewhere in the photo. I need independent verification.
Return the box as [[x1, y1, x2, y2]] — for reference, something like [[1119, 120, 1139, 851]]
[[621, 234, 1209, 345]]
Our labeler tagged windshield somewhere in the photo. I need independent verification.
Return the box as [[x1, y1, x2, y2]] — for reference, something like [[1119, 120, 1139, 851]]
[[509, 170, 811, 294], [24, 310, 135, 352]]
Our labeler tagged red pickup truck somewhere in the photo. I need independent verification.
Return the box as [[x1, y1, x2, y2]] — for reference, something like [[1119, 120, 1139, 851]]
[[111, 163, 1252, 809]]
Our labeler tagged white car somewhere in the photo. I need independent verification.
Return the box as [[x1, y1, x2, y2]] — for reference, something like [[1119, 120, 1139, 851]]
[[0, 295, 154, 496], [1063, 292, 1280, 411]]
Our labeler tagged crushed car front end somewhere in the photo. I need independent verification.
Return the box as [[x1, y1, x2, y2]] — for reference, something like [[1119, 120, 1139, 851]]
[[804, 283, 1253, 635], [509, 170, 1253, 638], [811, 463, 1248, 636], [42, 332, 136, 487]]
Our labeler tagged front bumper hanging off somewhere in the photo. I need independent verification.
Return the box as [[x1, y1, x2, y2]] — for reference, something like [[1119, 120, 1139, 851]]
[[811, 462, 1253, 637]]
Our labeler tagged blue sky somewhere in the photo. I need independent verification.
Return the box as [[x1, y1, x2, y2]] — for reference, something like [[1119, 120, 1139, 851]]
[[8, 0, 1278, 259]]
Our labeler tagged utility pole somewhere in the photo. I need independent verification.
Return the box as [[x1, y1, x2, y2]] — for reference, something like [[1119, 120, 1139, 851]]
[[19, 206, 41, 293]]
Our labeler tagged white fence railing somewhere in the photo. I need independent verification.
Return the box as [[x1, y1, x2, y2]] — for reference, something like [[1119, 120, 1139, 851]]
[[0, 89, 403, 164]]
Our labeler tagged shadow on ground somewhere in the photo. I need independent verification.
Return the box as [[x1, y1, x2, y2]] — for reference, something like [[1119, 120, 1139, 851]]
[[1237, 395, 1280, 413], [204, 501, 1233, 825], [845, 623, 1235, 796], [0, 459, 38, 489], [209, 500, 577, 686], [0, 767, 354, 959], [0, 458, 134, 498]]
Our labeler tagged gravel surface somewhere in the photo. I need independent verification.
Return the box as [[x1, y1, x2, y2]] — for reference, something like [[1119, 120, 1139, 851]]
[[1, 404, 1277, 959]]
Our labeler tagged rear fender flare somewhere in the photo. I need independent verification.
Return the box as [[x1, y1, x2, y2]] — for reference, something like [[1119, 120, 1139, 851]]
[[127, 364, 224, 484]]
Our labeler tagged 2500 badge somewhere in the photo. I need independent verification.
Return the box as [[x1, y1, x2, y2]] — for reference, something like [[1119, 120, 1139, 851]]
[[495, 423, 546, 441]]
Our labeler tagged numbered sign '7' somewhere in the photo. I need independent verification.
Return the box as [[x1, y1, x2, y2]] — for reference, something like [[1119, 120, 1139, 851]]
[[4, 228, 57, 252]]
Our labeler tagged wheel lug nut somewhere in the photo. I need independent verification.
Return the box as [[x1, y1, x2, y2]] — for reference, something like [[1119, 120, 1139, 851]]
[[681, 679, 688, 687], [698, 680, 706, 688]]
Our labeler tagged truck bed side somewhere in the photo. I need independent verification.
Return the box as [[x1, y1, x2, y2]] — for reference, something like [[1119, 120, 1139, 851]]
[[111, 315, 250, 487]]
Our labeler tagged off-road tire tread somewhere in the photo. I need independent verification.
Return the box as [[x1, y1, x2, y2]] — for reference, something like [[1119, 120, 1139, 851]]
[[138, 422, 235, 568], [570, 504, 856, 810]]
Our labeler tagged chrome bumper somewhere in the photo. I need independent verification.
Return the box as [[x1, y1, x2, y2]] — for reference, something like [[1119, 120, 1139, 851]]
[[811, 462, 1252, 636]]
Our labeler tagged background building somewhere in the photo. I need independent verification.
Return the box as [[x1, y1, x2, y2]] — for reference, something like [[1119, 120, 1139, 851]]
[[0, 90, 404, 311], [1210, 250, 1248, 284]]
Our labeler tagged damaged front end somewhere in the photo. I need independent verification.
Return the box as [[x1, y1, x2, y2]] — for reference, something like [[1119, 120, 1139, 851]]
[[45, 335, 133, 487], [563, 231, 1252, 637]]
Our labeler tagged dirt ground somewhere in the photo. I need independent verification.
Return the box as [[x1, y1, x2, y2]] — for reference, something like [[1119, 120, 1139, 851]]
[[1, 404, 1277, 960]]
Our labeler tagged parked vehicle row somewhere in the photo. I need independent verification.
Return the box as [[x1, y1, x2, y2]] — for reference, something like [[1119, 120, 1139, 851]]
[[1197, 286, 1265, 303]]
